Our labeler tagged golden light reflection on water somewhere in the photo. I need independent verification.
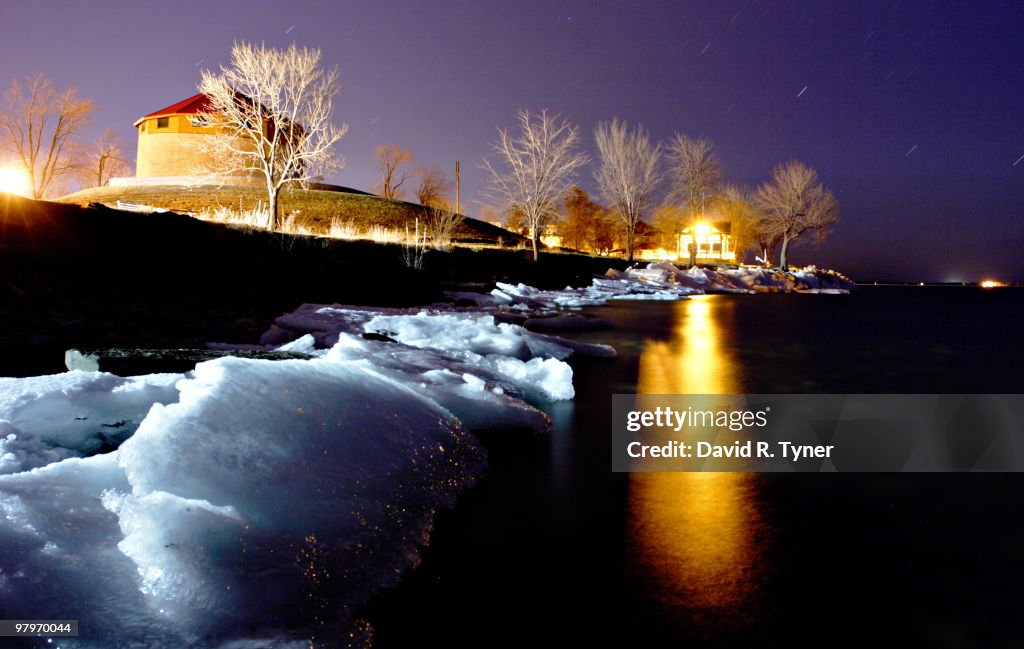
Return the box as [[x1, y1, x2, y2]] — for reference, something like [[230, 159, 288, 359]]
[[628, 296, 768, 615]]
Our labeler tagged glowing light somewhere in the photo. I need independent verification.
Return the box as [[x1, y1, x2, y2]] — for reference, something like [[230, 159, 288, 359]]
[[980, 280, 1005, 288], [0, 166, 32, 197], [695, 222, 712, 237], [629, 298, 767, 614]]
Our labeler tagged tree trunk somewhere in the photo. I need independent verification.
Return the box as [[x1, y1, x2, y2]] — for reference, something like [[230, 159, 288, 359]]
[[767, 235, 781, 267], [268, 184, 280, 231], [688, 213, 697, 267], [626, 225, 635, 262], [29, 168, 40, 200], [531, 224, 539, 262], [779, 235, 791, 270]]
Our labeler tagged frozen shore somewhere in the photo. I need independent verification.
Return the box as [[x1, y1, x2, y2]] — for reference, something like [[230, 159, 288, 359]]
[[0, 307, 611, 647], [0, 260, 851, 647], [446, 262, 854, 311]]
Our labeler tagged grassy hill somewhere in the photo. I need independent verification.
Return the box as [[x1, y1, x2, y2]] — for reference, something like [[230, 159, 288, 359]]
[[0, 195, 626, 377], [58, 184, 523, 244]]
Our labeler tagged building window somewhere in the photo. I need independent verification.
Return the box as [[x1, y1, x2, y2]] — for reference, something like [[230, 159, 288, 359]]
[[156, 117, 169, 129]]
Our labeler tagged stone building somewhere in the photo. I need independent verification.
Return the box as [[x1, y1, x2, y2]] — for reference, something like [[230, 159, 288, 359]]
[[112, 92, 263, 187]]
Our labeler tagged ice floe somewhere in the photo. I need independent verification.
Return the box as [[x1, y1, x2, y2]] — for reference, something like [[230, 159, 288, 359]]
[[463, 263, 853, 311], [0, 301, 612, 646], [0, 371, 180, 474], [0, 355, 485, 647]]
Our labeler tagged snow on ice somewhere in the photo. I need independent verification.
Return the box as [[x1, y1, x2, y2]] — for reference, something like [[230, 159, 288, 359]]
[[445, 263, 853, 311], [0, 372, 181, 474], [0, 355, 485, 647], [0, 306, 610, 647], [264, 306, 616, 401]]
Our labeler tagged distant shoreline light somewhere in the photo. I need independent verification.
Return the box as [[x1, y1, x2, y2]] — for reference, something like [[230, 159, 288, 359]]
[[980, 280, 1006, 288], [860, 281, 1018, 287]]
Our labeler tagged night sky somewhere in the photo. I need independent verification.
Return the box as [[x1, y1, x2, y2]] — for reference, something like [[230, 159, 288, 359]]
[[1, 0, 1021, 281]]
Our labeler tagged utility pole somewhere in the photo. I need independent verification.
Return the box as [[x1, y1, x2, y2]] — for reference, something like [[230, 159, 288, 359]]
[[455, 160, 461, 216]]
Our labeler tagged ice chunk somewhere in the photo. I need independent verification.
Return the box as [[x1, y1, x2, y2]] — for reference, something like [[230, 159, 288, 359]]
[[623, 266, 671, 283], [0, 356, 485, 646], [0, 453, 166, 643], [0, 371, 181, 473], [275, 332, 318, 354], [365, 312, 566, 360], [110, 356, 484, 638], [325, 334, 558, 424], [482, 356, 575, 401], [480, 262, 852, 302], [359, 314, 578, 400]]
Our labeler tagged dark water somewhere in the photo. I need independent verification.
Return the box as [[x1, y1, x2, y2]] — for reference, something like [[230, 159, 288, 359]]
[[364, 287, 1024, 648]]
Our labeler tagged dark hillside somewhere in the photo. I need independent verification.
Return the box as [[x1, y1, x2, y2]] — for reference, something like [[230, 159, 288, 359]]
[[0, 195, 626, 376]]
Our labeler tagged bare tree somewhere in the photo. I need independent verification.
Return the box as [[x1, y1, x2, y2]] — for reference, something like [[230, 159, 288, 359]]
[[666, 133, 722, 266], [414, 164, 452, 208], [422, 204, 463, 251], [482, 108, 589, 261], [0, 73, 94, 199], [197, 41, 347, 230], [755, 161, 839, 269], [593, 119, 661, 262], [72, 128, 132, 189], [375, 144, 413, 200], [401, 218, 428, 270], [713, 184, 763, 262]]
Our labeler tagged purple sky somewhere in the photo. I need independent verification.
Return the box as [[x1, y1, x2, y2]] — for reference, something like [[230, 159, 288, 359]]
[[1, 0, 1021, 281]]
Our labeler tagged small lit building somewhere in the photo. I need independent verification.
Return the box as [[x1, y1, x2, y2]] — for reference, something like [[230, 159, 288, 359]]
[[540, 223, 562, 249], [678, 222, 736, 262], [112, 92, 283, 187]]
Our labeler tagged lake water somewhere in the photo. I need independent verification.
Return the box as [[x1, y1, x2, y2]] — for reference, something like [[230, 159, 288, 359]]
[[364, 287, 1024, 648]]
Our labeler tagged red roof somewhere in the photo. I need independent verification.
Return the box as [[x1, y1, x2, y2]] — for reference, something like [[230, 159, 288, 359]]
[[133, 93, 213, 126]]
